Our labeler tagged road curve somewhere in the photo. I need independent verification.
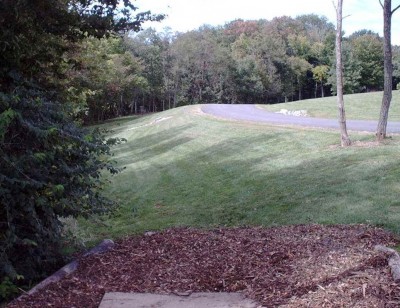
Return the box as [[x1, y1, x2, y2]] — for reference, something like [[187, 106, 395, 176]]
[[201, 104, 400, 133]]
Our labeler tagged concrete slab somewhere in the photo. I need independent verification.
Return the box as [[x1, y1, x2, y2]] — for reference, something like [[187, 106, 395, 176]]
[[98, 292, 259, 308]]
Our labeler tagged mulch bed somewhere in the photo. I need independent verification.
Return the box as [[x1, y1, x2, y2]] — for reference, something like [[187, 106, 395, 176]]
[[8, 224, 400, 307]]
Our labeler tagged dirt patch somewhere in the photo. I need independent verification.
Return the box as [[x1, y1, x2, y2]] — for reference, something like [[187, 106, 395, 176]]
[[329, 140, 385, 149], [188, 105, 206, 116], [8, 225, 400, 308]]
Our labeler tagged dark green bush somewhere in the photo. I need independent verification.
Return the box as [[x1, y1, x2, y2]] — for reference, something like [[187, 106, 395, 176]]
[[0, 1, 161, 298], [0, 84, 124, 288]]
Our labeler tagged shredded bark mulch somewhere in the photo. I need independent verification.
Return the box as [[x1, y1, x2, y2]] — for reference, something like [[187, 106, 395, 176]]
[[8, 224, 400, 307]]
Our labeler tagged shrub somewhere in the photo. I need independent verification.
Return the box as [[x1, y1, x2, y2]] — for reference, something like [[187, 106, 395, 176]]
[[0, 84, 124, 288]]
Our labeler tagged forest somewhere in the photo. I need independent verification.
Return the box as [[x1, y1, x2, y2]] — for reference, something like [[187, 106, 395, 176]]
[[77, 15, 400, 123]]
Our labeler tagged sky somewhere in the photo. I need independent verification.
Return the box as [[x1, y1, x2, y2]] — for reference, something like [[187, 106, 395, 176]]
[[134, 0, 400, 44]]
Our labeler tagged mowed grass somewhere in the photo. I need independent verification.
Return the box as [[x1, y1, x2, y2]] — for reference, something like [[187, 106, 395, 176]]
[[81, 96, 400, 242], [260, 90, 400, 120]]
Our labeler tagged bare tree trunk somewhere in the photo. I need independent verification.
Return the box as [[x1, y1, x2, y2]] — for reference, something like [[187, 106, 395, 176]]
[[376, 0, 400, 140], [173, 92, 177, 108], [315, 81, 318, 98], [298, 76, 302, 100], [335, 0, 351, 146], [118, 93, 123, 117]]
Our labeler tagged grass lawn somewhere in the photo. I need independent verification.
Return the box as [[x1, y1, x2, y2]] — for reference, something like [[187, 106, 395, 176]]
[[78, 94, 400, 244], [260, 90, 400, 121]]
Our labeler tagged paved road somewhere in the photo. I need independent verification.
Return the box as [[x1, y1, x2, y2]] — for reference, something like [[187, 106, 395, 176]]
[[202, 104, 400, 133]]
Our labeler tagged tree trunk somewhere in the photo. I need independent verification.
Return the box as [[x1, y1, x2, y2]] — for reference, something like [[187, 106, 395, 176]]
[[321, 81, 325, 98], [376, 0, 394, 141], [336, 0, 351, 146], [118, 93, 123, 116], [298, 76, 302, 101], [315, 81, 318, 98], [199, 86, 202, 103], [173, 92, 177, 108]]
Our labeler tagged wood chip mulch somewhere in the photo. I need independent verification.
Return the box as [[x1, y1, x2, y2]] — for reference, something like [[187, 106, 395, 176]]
[[8, 224, 400, 307]]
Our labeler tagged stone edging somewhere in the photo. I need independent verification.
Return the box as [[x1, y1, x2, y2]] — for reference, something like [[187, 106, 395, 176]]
[[19, 239, 115, 298]]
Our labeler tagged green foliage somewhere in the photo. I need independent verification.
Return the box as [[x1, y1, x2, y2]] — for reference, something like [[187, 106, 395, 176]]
[[392, 46, 400, 86], [312, 65, 329, 97], [312, 65, 329, 83], [110, 14, 385, 112], [0, 277, 20, 302], [0, 0, 150, 294], [0, 84, 125, 286], [49, 14, 388, 121], [0, 0, 164, 93], [351, 33, 384, 91], [327, 40, 363, 95], [0, 108, 17, 142], [66, 36, 148, 123]]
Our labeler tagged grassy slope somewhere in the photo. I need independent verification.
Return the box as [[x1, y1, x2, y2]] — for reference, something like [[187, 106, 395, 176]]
[[81, 96, 400, 242], [260, 90, 400, 121]]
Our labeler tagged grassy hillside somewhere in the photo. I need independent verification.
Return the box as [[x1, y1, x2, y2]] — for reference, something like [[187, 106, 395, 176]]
[[260, 91, 400, 121], [78, 97, 400, 243]]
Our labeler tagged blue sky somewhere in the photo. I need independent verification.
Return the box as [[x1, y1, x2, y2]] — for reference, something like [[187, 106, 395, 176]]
[[134, 0, 400, 44]]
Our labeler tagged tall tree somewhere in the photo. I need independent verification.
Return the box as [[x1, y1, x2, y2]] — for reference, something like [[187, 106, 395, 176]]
[[376, 0, 400, 140], [312, 65, 329, 97], [335, 0, 351, 146], [327, 40, 363, 95]]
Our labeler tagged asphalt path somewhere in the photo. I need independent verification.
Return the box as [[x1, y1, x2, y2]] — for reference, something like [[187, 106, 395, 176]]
[[202, 104, 400, 133]]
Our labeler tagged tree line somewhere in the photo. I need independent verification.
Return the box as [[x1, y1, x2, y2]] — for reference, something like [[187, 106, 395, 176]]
[[73, 14, 400, 123]]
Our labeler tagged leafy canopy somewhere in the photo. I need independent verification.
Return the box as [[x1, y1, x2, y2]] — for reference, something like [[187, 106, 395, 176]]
[[0, 0, 162, 299]]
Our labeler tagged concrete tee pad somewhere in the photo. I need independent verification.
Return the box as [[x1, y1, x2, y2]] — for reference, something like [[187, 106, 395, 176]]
[[98, 292, 258, 308]]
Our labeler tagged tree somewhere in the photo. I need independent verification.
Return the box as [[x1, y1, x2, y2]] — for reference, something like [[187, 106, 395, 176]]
[[376, 0, 400, 140], [312, 65, 329, 97], [327, 40, 363, 95], [231, 32, 282, 103], [287, 56, 312, 100], [335, 0, 351, 146], [287, 34, 313, 100], [0, 0, 162, 295], [68, 36, 148, 122], [392, 45, 400, 87], [296, 14, 336, 44], [351, 33, 384, 91], [0, 86, 123, 287]]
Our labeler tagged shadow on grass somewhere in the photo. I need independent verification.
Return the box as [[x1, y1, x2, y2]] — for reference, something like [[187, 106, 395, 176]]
[[114, 124, 196, 164], [110, 132, 400, 235]]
